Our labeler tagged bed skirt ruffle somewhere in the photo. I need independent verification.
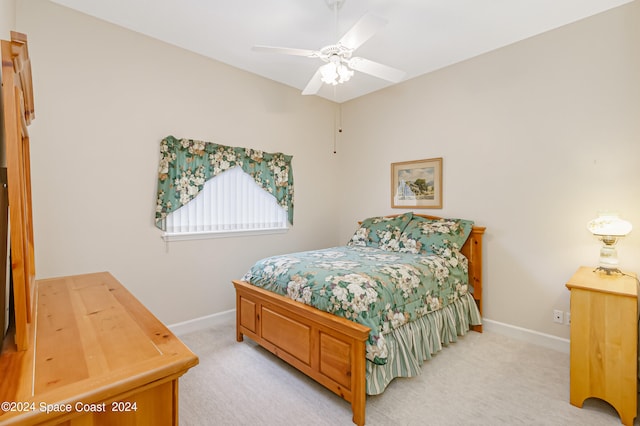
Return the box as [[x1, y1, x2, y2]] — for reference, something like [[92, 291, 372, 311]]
[[366, 292, 482, 395]]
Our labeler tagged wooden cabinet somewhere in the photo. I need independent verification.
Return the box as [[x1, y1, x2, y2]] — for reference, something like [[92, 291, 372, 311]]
[[0, 272, 198, 425], [566, 266, 638, 426], [1, 31, 36, 354]]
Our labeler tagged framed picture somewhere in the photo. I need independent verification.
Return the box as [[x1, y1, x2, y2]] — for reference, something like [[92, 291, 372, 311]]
[[391, 157, 443, 209]]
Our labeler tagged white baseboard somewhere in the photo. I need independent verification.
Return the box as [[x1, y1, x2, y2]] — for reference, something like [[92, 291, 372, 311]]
[[482, 318, 570, 354], [168, 310, 571, 354], [168, 309, 235, 336]]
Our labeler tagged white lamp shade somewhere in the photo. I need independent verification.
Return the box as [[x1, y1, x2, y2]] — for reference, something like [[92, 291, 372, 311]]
[[320, 62, 338, 85], [320, 62, 353, 86], [337, 63, 353, 82], [587, 214, 632, 237]]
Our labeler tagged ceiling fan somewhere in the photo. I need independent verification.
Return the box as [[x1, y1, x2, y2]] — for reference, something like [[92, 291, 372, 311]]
[[252, 1, 405, 96]]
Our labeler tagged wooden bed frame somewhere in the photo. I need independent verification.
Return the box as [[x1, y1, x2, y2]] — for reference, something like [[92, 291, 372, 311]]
[[233, 215, 485, 425]]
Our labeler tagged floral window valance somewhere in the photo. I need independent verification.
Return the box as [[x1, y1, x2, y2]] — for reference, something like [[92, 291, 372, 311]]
[[155, 135, 294, 230]]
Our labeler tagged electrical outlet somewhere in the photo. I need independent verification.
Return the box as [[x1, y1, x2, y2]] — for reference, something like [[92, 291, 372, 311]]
[[553, 309, 563, 323], [565, 312, 571, 325]]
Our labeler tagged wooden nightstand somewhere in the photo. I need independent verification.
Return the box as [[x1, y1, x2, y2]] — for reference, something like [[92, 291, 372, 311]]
[[566, 266, 639, 426]]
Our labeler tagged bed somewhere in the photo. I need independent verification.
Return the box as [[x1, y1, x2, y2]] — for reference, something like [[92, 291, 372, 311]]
[[233, 213, 485, 425]]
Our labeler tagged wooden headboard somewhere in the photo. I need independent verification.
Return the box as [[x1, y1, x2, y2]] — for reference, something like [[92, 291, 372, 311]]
[[459, 222, 486, 328]]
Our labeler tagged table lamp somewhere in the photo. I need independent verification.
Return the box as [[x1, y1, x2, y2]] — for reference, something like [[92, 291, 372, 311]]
[[587, 213, 632, 274]]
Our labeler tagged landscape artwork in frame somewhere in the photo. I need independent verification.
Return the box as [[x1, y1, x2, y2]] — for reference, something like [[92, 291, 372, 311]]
[[391, 157, 443, 209]]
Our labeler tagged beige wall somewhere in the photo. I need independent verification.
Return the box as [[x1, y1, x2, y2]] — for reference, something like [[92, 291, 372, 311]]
[[338, 1, 640, 338], [12, 0, 640, 340], [16, 0, 340, 324], [0, 0, 16, 39], [0, 0, 17, 167]]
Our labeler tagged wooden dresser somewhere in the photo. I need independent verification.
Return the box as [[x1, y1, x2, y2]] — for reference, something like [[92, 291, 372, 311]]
[[0, 272, 198, 425], [0, 33, 198, 425], [566, 266, 638, 426]]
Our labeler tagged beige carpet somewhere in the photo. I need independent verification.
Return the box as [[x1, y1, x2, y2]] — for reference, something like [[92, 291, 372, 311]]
[[178, 317, 639, 425]]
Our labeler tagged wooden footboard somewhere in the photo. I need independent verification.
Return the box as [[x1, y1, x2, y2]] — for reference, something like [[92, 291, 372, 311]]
[[233, 280, 370, 426]]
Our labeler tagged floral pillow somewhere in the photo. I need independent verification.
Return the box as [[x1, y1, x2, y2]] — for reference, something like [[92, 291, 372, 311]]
[[397, 216, 474, 254], [347, 212, 413, 250]]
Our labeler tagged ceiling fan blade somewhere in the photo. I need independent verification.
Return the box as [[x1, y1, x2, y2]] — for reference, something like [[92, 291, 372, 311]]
[[252, 45, 317, 58], [301, 68, 323, 95], [348, 57, 406, 83], [339, 13, 387, 51]]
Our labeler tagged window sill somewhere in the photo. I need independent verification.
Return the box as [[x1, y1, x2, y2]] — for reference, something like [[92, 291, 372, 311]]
[[161, 227, 289, 242]]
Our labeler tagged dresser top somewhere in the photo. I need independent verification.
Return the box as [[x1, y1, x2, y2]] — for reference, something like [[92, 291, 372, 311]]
[[566, 266, 638, 297], [0, 272, 198, 424]]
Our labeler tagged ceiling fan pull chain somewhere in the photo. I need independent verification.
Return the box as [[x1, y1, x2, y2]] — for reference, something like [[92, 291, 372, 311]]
[[333, 101, 343, 154]]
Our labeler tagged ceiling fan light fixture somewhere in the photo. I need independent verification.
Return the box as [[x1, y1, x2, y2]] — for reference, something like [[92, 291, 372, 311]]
[[320, 57, 353, 85], [320, 62, 339, 85], [337, 63, 354, 83]]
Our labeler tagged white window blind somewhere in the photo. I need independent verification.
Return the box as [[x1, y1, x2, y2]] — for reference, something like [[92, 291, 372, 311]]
[[163, 167, 288, 240]]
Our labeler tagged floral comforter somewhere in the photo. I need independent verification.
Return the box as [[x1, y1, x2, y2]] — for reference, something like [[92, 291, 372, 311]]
[[242, 244, 471, 365]]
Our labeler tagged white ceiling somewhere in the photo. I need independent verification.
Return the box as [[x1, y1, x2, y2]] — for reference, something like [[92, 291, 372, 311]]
[[50, 0, 632, 103]]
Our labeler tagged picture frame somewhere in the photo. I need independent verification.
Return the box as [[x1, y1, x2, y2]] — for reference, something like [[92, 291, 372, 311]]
[[391, 157, 443, 209]]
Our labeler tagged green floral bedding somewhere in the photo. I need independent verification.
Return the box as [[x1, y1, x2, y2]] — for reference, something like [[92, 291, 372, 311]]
[[242, 243, 471, 365]]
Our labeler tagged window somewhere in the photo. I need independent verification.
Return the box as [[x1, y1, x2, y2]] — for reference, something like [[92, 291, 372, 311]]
[[155, 136, 293, 241], [163, 167, 288, 240]]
